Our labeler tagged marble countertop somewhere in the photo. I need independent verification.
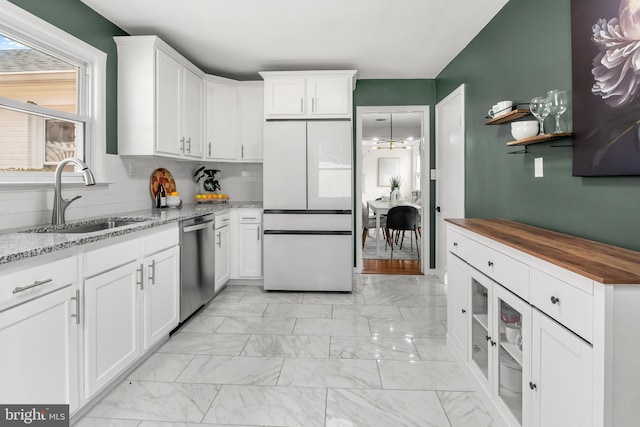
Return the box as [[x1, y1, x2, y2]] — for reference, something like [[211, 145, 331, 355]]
[[0, 201, 262, 266]]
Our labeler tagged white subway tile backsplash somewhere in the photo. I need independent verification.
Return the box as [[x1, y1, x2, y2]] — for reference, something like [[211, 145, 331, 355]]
[[0, 156, 263, 230]]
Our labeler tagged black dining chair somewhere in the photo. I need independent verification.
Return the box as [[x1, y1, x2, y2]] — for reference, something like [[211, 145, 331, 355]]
[[385, 205, 420, 259]]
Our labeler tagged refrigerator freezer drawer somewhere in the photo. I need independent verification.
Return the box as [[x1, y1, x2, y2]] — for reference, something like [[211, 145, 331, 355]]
[[264, 213, 351, 231], [263, 232, 353, 292]]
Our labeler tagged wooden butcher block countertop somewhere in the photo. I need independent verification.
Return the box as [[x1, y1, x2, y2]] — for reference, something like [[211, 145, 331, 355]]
[[445, 218, 640, 284]]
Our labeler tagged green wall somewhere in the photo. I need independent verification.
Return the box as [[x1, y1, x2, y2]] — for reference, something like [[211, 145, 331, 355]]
[[354, 79, 438, 267], [436, 0, 640, 252], [8, 0, 128, 154]]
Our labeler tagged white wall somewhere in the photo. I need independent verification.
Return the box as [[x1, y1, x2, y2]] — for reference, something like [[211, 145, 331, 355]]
[[0, 155, 263, 230], [362, 146, 414, 205]]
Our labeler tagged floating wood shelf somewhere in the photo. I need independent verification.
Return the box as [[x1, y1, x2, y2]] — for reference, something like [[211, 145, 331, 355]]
[[486, 109, 531, 125], [506, 132, 572, 146]]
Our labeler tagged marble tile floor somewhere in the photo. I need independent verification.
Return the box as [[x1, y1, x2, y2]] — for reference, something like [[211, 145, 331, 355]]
[[77, 274, 496, 427]]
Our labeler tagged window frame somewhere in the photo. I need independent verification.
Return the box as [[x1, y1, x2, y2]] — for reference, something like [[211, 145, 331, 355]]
[[0, 0, 106, 184]]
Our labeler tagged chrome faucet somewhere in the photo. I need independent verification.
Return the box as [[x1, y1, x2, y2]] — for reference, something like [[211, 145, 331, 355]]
[[52, 157, 96, 225]]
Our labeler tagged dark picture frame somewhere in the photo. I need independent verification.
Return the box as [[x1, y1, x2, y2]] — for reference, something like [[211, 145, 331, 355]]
[[571, 0, 640, 176]]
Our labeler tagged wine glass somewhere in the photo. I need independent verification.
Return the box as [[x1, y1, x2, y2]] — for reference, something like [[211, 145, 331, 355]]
[[546, 90, 568, 133], [529, 97, 550, 135]]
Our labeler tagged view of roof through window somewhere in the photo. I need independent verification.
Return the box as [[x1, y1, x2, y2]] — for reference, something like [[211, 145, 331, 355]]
[[0, 34, 83, 172]]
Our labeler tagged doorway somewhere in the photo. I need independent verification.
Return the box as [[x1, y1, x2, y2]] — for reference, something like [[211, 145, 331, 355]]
[[355, 106, 429, 275]]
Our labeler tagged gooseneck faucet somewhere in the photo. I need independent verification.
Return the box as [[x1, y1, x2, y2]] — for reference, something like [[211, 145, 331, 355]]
[[52, 157, 96, 225]]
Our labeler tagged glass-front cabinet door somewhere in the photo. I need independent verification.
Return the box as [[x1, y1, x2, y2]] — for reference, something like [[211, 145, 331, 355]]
[[469, 268, 493, 391], [493, 284, 531, 427]]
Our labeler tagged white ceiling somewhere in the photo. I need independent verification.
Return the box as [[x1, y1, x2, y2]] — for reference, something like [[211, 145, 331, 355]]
[[80, 0, 508, 80]]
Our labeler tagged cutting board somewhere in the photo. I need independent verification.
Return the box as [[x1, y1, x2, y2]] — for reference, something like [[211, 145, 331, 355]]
[[150, 168, 177, 198]]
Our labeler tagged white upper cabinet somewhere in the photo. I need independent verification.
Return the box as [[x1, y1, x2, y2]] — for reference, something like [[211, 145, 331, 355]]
[[205, 77, 263, 162], [115, 36, 204, 159], [260, 71, 357, 119]]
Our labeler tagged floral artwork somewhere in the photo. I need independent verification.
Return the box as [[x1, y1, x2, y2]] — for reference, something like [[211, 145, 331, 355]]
[[572, 0, 640, 175]]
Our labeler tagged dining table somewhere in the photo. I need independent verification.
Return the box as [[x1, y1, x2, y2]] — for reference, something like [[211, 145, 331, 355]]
[[366, 199, 422, 257]]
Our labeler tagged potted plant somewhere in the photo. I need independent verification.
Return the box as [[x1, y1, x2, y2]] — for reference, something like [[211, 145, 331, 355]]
[[389, 176, 402, 203], [193, 166, 221, 193]]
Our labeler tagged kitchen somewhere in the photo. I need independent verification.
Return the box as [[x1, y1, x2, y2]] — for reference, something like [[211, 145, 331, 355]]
[[1, 0, 640, 426]]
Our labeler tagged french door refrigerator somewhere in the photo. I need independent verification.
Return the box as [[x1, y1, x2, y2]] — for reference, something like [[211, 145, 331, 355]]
[[263, 120, 353, 291]]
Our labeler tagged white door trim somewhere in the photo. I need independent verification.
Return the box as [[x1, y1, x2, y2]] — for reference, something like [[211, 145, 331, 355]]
[[355, 105, 430, 274], [435, 84, 466, 282]]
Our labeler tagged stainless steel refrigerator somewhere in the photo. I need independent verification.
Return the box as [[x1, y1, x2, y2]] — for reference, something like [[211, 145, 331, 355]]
[[263, 120, 353, 291]]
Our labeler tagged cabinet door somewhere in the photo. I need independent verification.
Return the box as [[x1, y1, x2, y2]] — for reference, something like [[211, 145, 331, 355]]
[[182, 68, 203, 158], [263, 121, 307, 210], [307, 121, 352, 210], [447, 252, 468, 359], [237, 84, 264, 161], [0, 285, 79, 413], [531, 310, 593, 427], [206, 81, 237, 160], [215, 226, 231, 291], [307, 77, 350, 117], [469, 268, 493, 393], [264, 77, 306, 117], [84, 261, 141, 398], [238, 223, 262, 277], [155, 49, 182, 156], [493, 284, 532, 427], [143, 246, 180, 350]]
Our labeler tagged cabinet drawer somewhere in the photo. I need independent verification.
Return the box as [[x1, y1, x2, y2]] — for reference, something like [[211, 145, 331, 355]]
[[531, 268, 593, 343], [143, 224, 179, 256], [237, 210, 262, 224], [467, 239, 530, 301], [0, 254, 77, 312], [447, 229, 470, 261], [216, 212, 231, 229], [84, 238, 140, 278]]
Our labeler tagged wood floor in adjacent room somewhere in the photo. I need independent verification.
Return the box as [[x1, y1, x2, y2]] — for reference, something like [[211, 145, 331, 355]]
[[362, 259, 422, 275]]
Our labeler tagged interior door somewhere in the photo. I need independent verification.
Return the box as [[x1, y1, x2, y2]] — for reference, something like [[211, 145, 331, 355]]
[[436, 84, 465, 280], [307, 121, 352, 210], [263, 121, 307, 210]]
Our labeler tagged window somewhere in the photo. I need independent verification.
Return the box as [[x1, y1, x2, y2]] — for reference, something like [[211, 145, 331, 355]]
[[0, 0, 106, 182]]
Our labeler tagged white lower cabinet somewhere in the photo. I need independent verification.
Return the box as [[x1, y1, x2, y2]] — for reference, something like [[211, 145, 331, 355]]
[[142, 245, 180, 350], [0, 253, 80, 413], [84, 261, 142, 398], [0, 282, 80, 412], [530, 309, 593, 427], [215, 212, 231, 292], [447, 222, 601, 427], [231, 209, 262, 279]]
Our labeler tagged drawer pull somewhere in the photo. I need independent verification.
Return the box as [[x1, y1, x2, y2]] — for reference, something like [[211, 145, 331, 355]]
[[13, 278, 53, 294], [136, 263, 144, 290], [550, 296, 560, 305], [461, 308, 466, 314], [491, 340, 497, 347], [149, 260, 156, 285], [487, 261, 494, 267], [70, 289, 80, 325], [486, 335, 491, 342], [529, 382, 537, 390]]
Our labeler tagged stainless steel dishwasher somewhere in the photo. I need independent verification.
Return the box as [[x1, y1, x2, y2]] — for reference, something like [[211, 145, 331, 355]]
[[179, 214, 215, 322]]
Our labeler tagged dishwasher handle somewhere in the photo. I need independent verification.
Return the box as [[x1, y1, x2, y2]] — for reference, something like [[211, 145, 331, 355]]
[[182, 221, 213, 233]]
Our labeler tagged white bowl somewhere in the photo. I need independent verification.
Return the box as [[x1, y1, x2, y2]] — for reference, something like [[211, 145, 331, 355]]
[[511, 122, 538, 140], [511, 120, 538, 128]]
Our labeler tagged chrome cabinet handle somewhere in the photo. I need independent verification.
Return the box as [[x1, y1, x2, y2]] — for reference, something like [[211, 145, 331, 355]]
[[180, 137, 185, 153], [208, 142, 212, 157], [149, 260, 156, 285], [70, 289, 80, 325], [241, 217, 257, 220], [241, 144, 244, 159], [312, 97, 315, 113], [300, 98, 303, 113], [550, 296, 560, 305], [461, 308, 466, 314], [529, 382, 537, 390], [186, 137, 191, 153], [136, 263, 144, 290], [217, 231, 221, 247], [487, 261, 494, 267], [453, 242, 458, 247], [257, 225, 260, 241], [13, 278, 52, 294]]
